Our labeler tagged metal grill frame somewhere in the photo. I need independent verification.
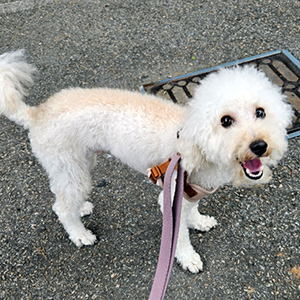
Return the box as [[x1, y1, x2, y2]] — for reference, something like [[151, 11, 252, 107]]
[[141, 49, 300, 139]]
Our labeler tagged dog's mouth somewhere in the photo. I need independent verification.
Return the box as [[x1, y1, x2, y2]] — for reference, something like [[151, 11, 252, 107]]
[[240, 158, 264, 180]]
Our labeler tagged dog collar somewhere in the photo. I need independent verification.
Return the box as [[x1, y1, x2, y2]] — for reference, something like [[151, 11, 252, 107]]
[[148, 157, 217, 202]]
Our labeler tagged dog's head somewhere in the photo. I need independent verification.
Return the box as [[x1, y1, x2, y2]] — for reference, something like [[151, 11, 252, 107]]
[[181, 65, 293, 186]]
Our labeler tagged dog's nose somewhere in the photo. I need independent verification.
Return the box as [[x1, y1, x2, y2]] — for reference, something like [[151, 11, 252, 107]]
[[250, 140, 268, 157]]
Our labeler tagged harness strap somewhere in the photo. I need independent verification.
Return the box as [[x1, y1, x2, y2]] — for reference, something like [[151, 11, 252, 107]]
[[148, 158, 217, 202], [148, 158, 172, 184]]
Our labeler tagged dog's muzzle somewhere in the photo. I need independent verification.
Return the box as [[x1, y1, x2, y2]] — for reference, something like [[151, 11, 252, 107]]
[[240, 140, 268, 180]]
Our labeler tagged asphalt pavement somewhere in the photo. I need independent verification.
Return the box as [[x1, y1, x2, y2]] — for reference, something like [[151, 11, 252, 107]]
[[0, 1, 299, 299]]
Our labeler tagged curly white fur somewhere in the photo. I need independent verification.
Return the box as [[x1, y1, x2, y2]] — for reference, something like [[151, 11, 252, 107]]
[[0, 50, 293, 273]]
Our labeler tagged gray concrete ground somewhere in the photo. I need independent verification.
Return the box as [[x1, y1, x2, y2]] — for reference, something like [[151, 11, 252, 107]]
[[0, 0, 299, 299]]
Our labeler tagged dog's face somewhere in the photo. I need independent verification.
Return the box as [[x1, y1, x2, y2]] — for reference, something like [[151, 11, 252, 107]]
[[182, 65, 293, 186], [214, 95, 289, 186]]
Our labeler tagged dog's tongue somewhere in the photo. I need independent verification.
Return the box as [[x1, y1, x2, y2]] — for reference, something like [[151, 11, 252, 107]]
[[243, 159, 262, 173]]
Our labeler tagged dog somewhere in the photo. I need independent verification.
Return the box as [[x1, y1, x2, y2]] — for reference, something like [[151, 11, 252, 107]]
[[0, 50, 293, 273]]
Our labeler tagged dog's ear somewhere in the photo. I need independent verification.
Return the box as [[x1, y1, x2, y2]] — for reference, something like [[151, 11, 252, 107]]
[[179, 97, 216, 149], [178, 138, 206, 175], [178, 103, 216, 174]]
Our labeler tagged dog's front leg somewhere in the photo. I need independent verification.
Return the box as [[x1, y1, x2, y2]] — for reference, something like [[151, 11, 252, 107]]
[[158, 178, 204, 273], [186, 200, 218, 232], [174, 198, 205, 273]]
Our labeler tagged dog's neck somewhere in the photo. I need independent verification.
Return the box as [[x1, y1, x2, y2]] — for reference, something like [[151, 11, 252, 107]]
[[176, 139, 233, 190]]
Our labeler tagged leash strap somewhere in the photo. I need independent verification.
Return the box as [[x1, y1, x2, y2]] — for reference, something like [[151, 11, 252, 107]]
[[148, 154, 184, 300]]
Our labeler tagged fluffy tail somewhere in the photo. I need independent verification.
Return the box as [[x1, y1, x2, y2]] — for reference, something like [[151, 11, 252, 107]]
[[0, 50, 36, 128]]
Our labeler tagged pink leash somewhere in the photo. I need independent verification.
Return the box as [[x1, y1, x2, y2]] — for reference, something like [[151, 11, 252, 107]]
[[148, 154, 184, 300]]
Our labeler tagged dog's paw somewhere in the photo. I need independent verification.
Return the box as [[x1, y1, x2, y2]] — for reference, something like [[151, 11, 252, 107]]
[[80, 201, 94, 217], [70, 229, 97, 247], [177, 251, 203, 273], [188, 213, 217, 232]]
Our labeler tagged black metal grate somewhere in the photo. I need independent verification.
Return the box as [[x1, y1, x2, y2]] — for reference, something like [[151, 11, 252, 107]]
[[141, 50, 300, 139]]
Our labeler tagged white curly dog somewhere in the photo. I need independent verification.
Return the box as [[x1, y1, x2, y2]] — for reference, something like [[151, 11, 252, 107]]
[[0, 50, 293, 273]]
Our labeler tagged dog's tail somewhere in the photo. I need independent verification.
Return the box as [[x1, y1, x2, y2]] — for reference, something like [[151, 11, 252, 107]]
[[0, 50, 36, 129]]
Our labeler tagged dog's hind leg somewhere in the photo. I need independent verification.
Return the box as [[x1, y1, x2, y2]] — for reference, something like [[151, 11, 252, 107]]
[[52, 194, 96, 247], [79, 151, 97, 217], [47, 153, 97, 247], [79, 201, 94, 217]]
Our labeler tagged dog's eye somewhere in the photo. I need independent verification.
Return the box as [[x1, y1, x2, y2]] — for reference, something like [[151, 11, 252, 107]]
[[221, 115, 234, 128], [256, 108, 266, 119]]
